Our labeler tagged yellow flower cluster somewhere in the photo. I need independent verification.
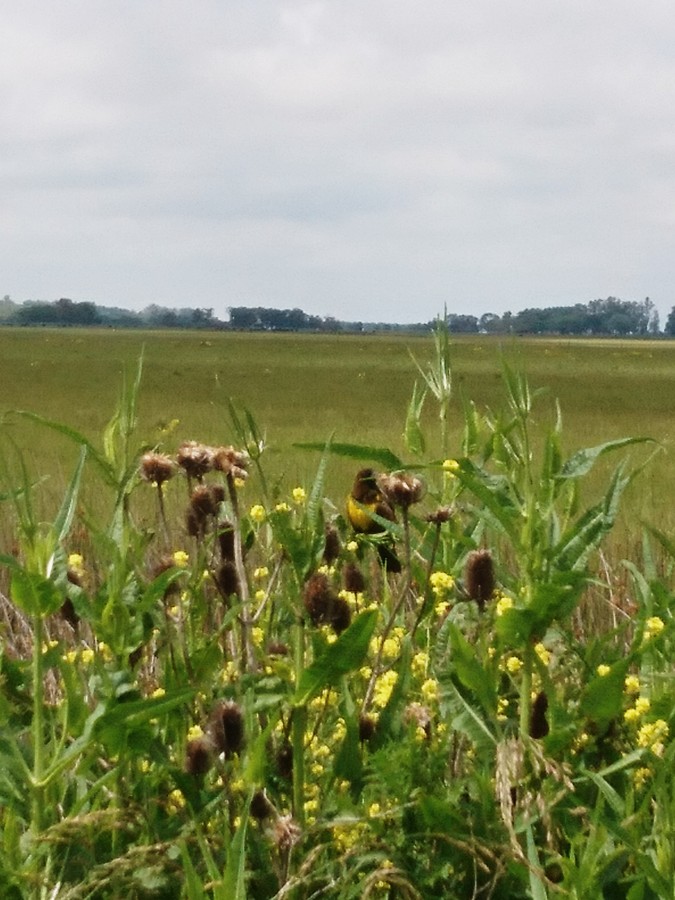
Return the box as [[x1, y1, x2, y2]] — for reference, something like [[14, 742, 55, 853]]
[[534, 642, 550, 666], [249, 504, 266, 523], [373, 671, 399, 709], [292, 487, 306, 504], [505, 655, 523, 675], [596, 664, 611, 677], [430, 571, 455, 596], [421, 678, 439, 704], [633, 766, 652, 789], [495, 594, 514, 617], [624, 674, 641, 695], [172, 549, 189, 568], [253, 566, 269, 580], [411, 651, 429, 680], [636, 719, 669, 757], [644, 616, 665, 639], [442, 459, 459, 477], [68, 552, 85, 576], [624, 696, 650, 725]]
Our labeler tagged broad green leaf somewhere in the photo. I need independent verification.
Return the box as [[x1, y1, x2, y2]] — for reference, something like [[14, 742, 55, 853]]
[[454, 459, 520, 542], [10, 568, 63, 617], [446, 622, 497, 716], [294, 610, 378, 706], [558, 437, 653, 480], [221, 786, 252, 900], [53, 444, 87, 544], [294, 441, 404, 470], [403, 380, 427, 456], [526, 825, 549, 900]]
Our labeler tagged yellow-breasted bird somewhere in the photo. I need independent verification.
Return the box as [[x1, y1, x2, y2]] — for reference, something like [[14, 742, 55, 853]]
[[346, 468, 401, 573]]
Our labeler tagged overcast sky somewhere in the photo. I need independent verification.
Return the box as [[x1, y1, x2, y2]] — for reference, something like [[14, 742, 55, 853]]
[[2, 2, 675, 324]]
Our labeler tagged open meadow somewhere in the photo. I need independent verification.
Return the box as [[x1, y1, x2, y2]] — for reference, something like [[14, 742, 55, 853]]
[[0, 326, 674, 898]]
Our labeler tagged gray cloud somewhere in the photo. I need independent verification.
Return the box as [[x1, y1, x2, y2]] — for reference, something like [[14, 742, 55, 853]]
[[2, 1, 675, 322]]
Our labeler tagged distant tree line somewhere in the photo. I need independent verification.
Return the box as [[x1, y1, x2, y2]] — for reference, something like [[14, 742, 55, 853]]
[[0, 294, 673, 336]]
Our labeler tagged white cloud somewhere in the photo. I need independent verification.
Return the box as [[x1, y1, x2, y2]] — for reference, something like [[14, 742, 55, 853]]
[[1, 1, 675, 322]]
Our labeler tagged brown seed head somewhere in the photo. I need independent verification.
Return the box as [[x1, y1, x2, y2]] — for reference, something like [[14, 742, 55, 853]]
[[250, 789, 274, 821], [218, 520, 236, 562], [276, 742, 293, 780], [343, 561, 366, 595], [465, 549, 496, 611], [212, 445, 249, 481], [215, 560, 240, 599], [425, 505, 454, 525], [185, 737, 213, 775], [210, 700, 245, 758], [359, 713, 377, 743], [529, 691, 549, 739], [176, 441, 214, 480], [323, 524, 342, 565], [140, 452, 176, 486], [378, 472, 425, 509]]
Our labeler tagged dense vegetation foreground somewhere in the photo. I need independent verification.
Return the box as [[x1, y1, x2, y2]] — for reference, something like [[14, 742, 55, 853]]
[[0, 324, 673, 898]]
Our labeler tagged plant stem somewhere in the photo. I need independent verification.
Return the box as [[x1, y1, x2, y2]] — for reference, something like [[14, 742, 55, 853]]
[[292, 616, 306, 828], [31, 614, 45, 855]]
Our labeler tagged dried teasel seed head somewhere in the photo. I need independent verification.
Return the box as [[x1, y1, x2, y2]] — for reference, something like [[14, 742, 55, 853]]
[[378, 472, 425, 509], [190, 485, 219, 518], [343, 561, 366, 595], [250, 789, 274, 821], [359, 713, 377, 743], [303, 572, 336, 627], [276, 742, 293, 780], [267, 640, 289, 657], [212, 445, 250, 481], [271, 814, 302, 851], [185, 737, 213, 775], [176, 441, 214, 480], [465, 549, 496, 611], [60, 598, 79, 630], [529, 691, 549, 739], [218, 520, 236, 562], [323, 524, 342, 565], [210, 700, 245, 758], [215, 561, 240, 599], [140, 452, 176, 486], [425, 505, 454, 525], [330, 597, 351, 635]]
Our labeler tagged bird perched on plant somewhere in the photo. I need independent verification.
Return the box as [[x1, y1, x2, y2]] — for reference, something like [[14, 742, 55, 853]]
[[346, 468, 401, 572]]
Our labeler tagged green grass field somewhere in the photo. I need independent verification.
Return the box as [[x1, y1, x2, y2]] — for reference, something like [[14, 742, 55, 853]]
[[1, 327, 674, 540]]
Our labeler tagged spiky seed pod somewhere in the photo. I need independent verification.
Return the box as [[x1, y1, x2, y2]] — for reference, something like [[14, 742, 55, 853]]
[[425, 505, 453, 525], [60, 598, 79, 630], [210, 700, 244, 758], [186, 507, 205, 539], [276, 742, 293, 780], [140, 452, 176, 486], [250, 789, 274, 821], [218, 520, 236, 562], [267, 641, 289, 657], [530, 691, 549, 739], [303, 572, 337, 628], [185, 737, 213, 775], [176, 441, 214, 481], [323, 525, 341, 565], [378, 472, 425, 510], [212, 445, 249, 481], [343, 561, 366, 595], [359, 713, 377, 743], [210, 484, 226, 506], [190, 485, 219, 518], [404, 702, 432, 738], [330, 597, 351, 635], [465, 549, 496, 611], [215, 561, 240, 599]]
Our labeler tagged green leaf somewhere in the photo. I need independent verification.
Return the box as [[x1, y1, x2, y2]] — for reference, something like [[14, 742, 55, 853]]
[[10, 568, 63, 617], [454, 459, 520, 542], [446, 622, 497, 716], [221, 787, 252, 900], [558, 437, 653, 480], [580, 658, 630, 726], [526, 825, 549, 900], [403, 381, 427, 456], [294, 441, 404, 470], [293, 610, 378, 706]]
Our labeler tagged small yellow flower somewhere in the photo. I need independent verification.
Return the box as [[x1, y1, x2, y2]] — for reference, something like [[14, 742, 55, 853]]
[[292, 487, 306, 505], [430, 571, 455, 596], [442, 459, 459, 475], [495, 594, 514, 617], [172, 549, 189, 568], [151, 687, 166, 699], [167, 788, 186, 815], [251, 627, 265, 647], [634, 697, 651, 717], [346, 540, 359, 553], [624, 674, 640, 695], [249, 504, 266, 523], [637, 719, 669, 752], [534, 642, 550, 666], [644, 616, 665, 639], [368, 802, 381, 817], [234, 477, 246, 489], [624, 707, 640, 725], [253, 566, 269, 580], [421, 678, 439, 704], [254, 589, 265, 602], [373, 671, 399, 708], [497, 698, 509, 721], [274, 502, 290, 514], [80, 648, 95, 666], [633, 766, 652, 789], [596, 664, 611, 677], [505, 656, 523, 675], [411, 651, 429, 679], [68, 553, 85, 575], [187, 724, 204, 741], [62, 650, 78, 665]]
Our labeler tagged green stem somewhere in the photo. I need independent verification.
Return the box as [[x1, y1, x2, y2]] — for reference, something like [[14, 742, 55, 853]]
[[31, 614, 45, 847], [292, 616, 306, 827]]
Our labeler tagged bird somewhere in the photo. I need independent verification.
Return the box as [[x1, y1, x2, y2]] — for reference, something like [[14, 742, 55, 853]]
[[346, 468, 401, 572]]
